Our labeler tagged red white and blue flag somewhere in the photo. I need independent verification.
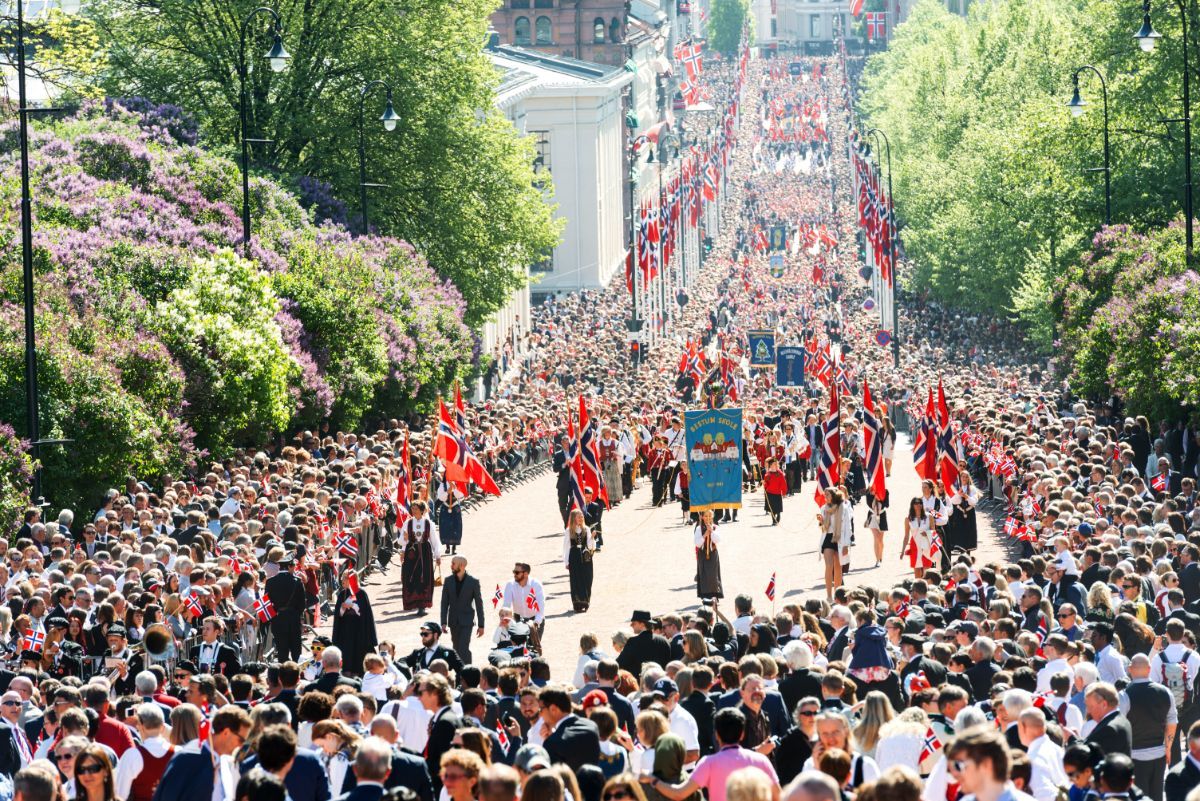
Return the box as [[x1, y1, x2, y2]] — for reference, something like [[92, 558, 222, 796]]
[[21, 629, 44, 653], [814, 386, 841, 507], [254, 594, 277, 623], [765, 572, 776, 602], [861, 381, 886, 500], [492, 584, 503, 609], [919, 725, 942, 763]]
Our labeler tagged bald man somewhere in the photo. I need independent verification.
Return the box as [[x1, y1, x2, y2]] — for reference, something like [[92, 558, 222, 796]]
[[439, 555, 484, 666], [1018, 708, 1067, 801], [1119, 653, 1176, 801]]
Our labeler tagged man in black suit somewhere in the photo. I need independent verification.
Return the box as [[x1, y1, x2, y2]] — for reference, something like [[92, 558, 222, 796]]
[[189, 617, 241, 677], [1080, 547, 1111, 590], [1165, 720, 1200, 801], [825, 606, 852, 663], [417, 674, 460, 793], [899, 634, 948, 693], [265, 555, 307, 662], [1155, 589, 1200, 638], [1180, 545, 1200, 605], [153, 706, 252, 801], [172, 510, 204, 550], [311, 647, 362, 694], [1084, 682, 1133, 758], [403, 622, 465, 676], [616, 610, 671, 677], [538, 685, 600, 771], [553, 436, 572, 525], [365, 715, 435, 801], [265, 662, 302, 725], [963, 637, 1000, 702], [239, 721, 331, 801], [333, 737, 393, 801], [439, 556, 485, 666], [680, 665, 717, 756]]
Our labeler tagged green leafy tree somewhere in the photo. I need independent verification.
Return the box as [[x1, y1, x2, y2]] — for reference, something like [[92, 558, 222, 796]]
[[709, 0, 751, 55], [88, 0, 561, 325]]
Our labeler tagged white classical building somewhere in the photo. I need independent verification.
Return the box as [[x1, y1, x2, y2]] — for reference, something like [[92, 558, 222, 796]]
[[489, 43, 634, 299]]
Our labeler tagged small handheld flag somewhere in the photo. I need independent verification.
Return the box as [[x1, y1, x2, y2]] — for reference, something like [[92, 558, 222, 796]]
[[254, 595, 277, 623], [492, 584, 503, 609], [765, 572, 776, 602], [335, 534, 359, 558], [21, 629, 44, 653], [526, 587, 540, 614], [184, 592, 203, 618], [919, 725, 943, 763]]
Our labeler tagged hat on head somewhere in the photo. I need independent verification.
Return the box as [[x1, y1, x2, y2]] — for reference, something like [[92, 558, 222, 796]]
[[176, 660, 198, 674], [20, 650, 42, 662], [420, 621, 443, 636], [631, 610, 652, 624], [581, 690, 609, 711], [107, 624, 128, 639], [508, 621, 530, 637], [900, 633, 926, 648], [46, 617, 69, 630], [1077, 522, 1094, 537], [312, 635, 333, 647], [513, 744, 552, 773], [951, 621, 979, 639], [652, 678, 679, 698]]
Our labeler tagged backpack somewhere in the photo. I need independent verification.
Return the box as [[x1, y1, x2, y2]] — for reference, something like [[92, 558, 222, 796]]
[[1160, 649, 1200, 710]]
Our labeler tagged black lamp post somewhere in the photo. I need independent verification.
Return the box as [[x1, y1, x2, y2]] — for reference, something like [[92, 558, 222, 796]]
[[357, 80, 400, 235], [237, 7, 290, 259], [1135, 0, 1192, 261], [14, 0, 71, 504], [866, 127, 901, 370], [1068, 65, 1113, 226]]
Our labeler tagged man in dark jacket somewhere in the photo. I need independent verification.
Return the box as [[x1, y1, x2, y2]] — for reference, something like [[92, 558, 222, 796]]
[[538, 686, 600, 772], [616, 611, 671, 677], [439, 556, 485, 666], [152, 707, 251, 801], [679, 666, 717, 756], [1165, 720, 1200, 801], [265, 555, 308, 662], [1084, 682, 1133, 758], [417, 674, 461, 793]]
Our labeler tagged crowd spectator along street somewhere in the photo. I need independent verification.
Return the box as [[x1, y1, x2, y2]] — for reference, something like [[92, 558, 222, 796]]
[[4, 30, 1200, 801]]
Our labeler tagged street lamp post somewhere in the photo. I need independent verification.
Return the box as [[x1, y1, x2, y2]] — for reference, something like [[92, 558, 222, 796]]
[[357, 80, 400, 235], [237, 6, 290, 259], [627, 138, 643, 363], [866, 128, 901, 370], [1067, 65, 1113, 226], [1135, 0, 1192, 260]]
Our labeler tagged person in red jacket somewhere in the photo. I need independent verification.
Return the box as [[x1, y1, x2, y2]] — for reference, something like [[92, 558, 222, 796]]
[[763, 458, 789, 526]]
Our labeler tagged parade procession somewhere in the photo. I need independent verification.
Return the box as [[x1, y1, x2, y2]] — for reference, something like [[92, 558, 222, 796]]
[[4, 3, 1200, 801]]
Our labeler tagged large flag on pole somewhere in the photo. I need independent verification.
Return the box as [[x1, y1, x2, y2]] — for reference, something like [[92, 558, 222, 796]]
[[578, 395, 610, 507], [861, 381, 886, 499], [936, 379, 960, 489], [815, 386, 841, 507], [565, 408, 588, 512], [913, 388, 936, 481], [435, 399, 501, 496]]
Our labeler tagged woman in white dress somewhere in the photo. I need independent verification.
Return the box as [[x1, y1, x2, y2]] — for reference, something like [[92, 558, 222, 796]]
[[900, 497, 935, 579], [818, 488, 853, 601]]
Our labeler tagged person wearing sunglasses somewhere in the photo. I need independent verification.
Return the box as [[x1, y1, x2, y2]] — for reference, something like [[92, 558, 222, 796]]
[[153, 706, 252, 801], [74, 744, 118, 801], [600, 775, 648, 801], [55, 735, 90, 800], [439, 748, 485, 801], [774, 698, 821, 787], [944, 728, 1020, 801]]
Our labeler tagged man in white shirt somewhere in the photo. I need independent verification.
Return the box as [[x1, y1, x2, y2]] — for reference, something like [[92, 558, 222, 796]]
[[115, 704, 172, 800], [502, 562, 545, 646], [652, 678, 700, 765], [1091, 623, 1129, 685], [1018, 708, 1068, 801], [1035, 635, 1074, 693]]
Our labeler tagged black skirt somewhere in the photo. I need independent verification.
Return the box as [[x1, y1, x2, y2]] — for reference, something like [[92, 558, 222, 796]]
[[568, 546, 593, 608]]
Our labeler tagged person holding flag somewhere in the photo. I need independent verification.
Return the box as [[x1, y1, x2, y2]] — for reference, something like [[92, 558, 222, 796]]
[[900, 496, 937, 579], [947, 459, 981, 554], [503, 562, 545, 652], [563, 509, 597, 613], [862, 381, 889, 568], [332, 565, 377, 677], [762, 457, 788, 526], [400, 500, 442, 615], [694, 509, 724, 603], [436, 480, 464, 556]]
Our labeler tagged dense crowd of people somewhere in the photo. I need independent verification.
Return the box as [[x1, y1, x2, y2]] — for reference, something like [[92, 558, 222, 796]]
[[4, 27, 1200, 801]]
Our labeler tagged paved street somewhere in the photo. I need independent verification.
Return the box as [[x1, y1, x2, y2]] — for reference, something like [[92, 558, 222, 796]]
[[364, 433, 1010, 677]]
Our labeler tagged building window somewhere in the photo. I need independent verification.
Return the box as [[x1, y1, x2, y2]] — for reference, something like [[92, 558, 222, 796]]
[[533, 0, 553, 7], [535, 15, 553, 44], [610, 17, 622, 42], [531, 131, 551, 175], [511, 0, 529, 7], [593, 17, 606, 42], [514, 16, 531, 44], [771, 18, 777, 37], [810, 14, 821, 37]]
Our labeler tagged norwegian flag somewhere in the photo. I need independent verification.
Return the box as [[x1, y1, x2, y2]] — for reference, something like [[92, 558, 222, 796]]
[[254, 594, 277, 623], [315, 513, 331, 538], [850, 0, 864, 16], [814, 385, 841, 507], [930, 527, 943, 556], [1004, 517, 1023, 538], [866, 11, 887, 40], [681, 42, 703, 80], [578, 396, 611, 508], [913, 388, 937, 481], [680, 77, 701, 106], [862, 381, 886, 499], [1035, 614, 1049, 643], [525, 587, 540, 614], [492, 584, 503, 609], [454, 383, 469, 435], [365, 488, 383, 518], [21, 629, 45, 653], [435, 399, 502, 496], [895, 600, 910, 619], [565, 411, 589, 512], [495, 725, 510, 753], [184, 592, 203, 618], [703, 162, 718, 201], [936, 380, 960, 489], [346, 567, 361, 598], [919, 726, 943, 763], [765, 572, 776, 602], [1152, 472, 1168, 493], [335, 533, 359, 558]]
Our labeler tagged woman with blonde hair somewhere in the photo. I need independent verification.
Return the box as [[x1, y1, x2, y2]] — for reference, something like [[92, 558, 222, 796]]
[[311, 719, 361, 797], [681, 630, 708, 664], [634, 709, 670, 774], [1086, 581, 1117, 624], [818, 488, 852, 600], [873, 707, 930, 773], [725, 767, 773, 801], [803, 711, 880, 789], [564, 508, 597, 613], [851, 691, 895, 759], [440, 748, 485, 801]]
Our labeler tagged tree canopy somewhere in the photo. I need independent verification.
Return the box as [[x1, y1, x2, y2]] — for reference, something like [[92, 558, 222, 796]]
[[88, 0, 562, 326]]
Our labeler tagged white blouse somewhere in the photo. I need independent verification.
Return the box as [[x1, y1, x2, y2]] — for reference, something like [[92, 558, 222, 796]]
[[562, 526, 597, 567], [401, 517, 442, 559]]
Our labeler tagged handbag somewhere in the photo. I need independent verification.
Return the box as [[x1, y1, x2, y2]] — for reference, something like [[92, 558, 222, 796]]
[[582, 549, 594, 563], [433, 560, 444, 587]]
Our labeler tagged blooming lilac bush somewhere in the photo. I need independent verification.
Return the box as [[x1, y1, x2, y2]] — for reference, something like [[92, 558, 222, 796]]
[[0, 100, 472, 510], [1058, 219, 1199, 418], [0, 424, 34, 539]]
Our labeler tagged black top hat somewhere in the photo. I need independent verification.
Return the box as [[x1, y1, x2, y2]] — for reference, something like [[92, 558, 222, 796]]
[[631, 610, 652, 624]]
